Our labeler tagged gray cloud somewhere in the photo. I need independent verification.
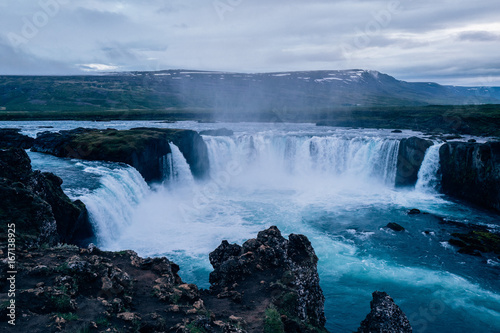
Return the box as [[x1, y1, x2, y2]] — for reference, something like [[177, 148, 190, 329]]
[[458, 31, 500, 42], [0, 0, 499, 85]]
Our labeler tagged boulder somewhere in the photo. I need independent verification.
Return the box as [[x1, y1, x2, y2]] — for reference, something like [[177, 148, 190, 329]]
[[357, 291, 412, 333], [439, 141, 500, 212], [395, 137, 433, 187], [386, 223, 405, 232]]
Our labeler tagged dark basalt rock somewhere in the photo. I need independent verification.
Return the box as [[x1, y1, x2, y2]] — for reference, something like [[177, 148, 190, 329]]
[[0, 148, 92, 248], [2, 246, 247, 333], [32, 127, 210, 183], [395, 137, 434, 187], [439, 141, 500, 212], [407, 208, 421, 215], [357, 291, 412, 333], [207, 226, 327, 332], [449, 230, 500, 257], [386, 223, 405, 232], [199, 128, 234, 136], [0, 128, 34, 149]]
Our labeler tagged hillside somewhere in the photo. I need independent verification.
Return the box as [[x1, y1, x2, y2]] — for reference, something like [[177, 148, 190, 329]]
[[1, 70, 500, 115]]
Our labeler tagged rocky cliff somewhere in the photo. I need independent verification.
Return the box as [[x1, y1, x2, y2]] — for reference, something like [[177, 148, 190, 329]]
[[31, 128, 210, 183], [439, 141, 500, 212], [395, 137, 433, 187], [206, 226, 326, 332], [0, 148, 92, 248]]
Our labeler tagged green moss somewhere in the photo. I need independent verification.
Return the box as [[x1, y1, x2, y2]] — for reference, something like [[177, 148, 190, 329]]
[[50, 294, 72, 312], [264, 306, 285, 333], [186, 321, 207, 333], [57, 312, 79, 321]]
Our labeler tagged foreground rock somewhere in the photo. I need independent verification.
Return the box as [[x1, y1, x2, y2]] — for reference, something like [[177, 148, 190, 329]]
[[439, 141, 500, 212], [0, 148, 91, 248], [32, 128, 210, 183], [205, 226, 327, 332], [395, 137, 433, 187], [0, 246, 244, 333], [357, 291, 412, 333]]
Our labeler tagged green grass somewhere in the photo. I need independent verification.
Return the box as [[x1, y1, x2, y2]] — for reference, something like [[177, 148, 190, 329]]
[[264, 306, 285, 333]]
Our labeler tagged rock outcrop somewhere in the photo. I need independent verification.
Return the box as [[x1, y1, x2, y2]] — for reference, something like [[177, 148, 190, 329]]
[[32, 128, 210, 183], [439, 141, 500, 212], [0, 246, 243, 333], [395, 137, 433, 187], [0, 128, 34, 149], [357, 291, 412, 333], [0, 148, 92, 248], [205, 226, 327, 332]]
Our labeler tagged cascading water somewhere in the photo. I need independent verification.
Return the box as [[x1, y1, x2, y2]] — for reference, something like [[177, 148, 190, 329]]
[[416, 143, 444, 193], [20, 122, 500, 333], [161, 142, 195, 186], [77, 165, 150, 246], [203, 134, 400, 186]]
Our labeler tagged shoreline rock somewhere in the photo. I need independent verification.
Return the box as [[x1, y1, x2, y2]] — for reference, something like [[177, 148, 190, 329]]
[[0, 148, 92, 248]]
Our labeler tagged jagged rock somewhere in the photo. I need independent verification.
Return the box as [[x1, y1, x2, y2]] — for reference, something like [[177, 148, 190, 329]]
[[0, 128, 34, 149], [207, 226, 327, 332], [357, 291, 412, 333], [0, 148, 92, 248], [32, 127, 210, 182], [395, 137, 433, 187], [439, 141, 500, 212], [200, 128, 234, 136]]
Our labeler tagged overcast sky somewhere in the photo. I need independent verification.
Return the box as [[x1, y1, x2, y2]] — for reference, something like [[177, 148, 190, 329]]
[[1, 0, 499, 86]]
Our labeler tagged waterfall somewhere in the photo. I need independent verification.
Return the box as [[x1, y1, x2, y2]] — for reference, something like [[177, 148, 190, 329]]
[[76, 164, 150, 246], [203, 134, 400, 185], [416, 143, 443, 192], [162, 142, 195, 186]]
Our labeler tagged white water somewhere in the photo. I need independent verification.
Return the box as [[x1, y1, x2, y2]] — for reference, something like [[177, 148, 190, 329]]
[[203, 134, 400, 187], [416, 143, 444, 193], [76, 164, 150, 245], [162, 142, 195, 186], [23, 123, 500, 333]]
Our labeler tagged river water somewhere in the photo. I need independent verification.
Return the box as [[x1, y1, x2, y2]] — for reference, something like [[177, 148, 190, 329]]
[[2, 120, 499, 332]]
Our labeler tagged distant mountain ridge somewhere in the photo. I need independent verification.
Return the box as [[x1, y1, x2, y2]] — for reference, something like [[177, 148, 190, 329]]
[[1, 69, 499, 116]]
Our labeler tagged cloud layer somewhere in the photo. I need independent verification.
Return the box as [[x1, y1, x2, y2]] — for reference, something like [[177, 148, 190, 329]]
[[1, 0, 499, 85]]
